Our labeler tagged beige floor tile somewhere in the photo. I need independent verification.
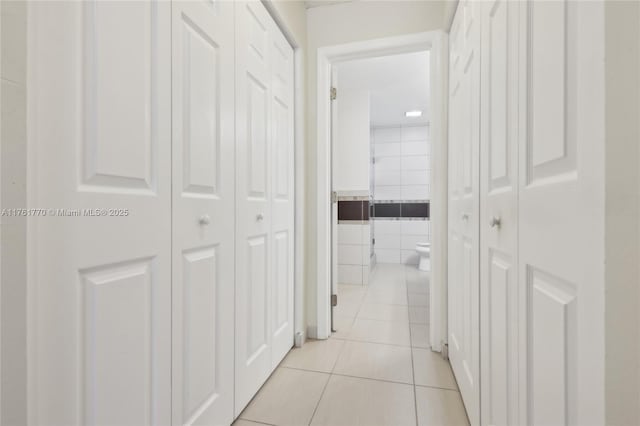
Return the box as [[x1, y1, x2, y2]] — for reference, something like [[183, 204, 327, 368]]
[[410, 323, 431, 348], [334, 301, 362, 318], [240, 367, 329, 426], [365, 286, 408, 305], [408, 292, 429, 307], [348, 318, 411, 346], [282, 339, 345, 373], [310, 375, 416, 426], [412, 348, 458, 390], [338, 284, 368, 304], [415, 386, 469, 426], [332, 314, 355, 340], [409, 306, 429, 324], [333, 340, 414, 384], [232, 419, 272, 426], [357, 303, 409, 322], [369, 265, 407, 287], [407, 280, 429, 294]]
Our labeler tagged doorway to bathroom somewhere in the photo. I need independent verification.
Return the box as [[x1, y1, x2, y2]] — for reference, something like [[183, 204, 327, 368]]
[[329, 50, 434, 343]]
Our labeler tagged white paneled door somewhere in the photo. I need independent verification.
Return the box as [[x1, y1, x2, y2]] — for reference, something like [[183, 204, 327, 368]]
[[448, 1, 480, 424], [520, 1, 605, 424], [171, 1, 235, 425], [29, 2, 171, 424], [479, 1, 522, 425], [235, 0, 295, 415]]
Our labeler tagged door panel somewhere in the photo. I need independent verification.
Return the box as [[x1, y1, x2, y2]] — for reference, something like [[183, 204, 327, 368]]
[[479, 1, 522, 425], [448, 1, 480, 424], [520, 1, 605, 424], [171, 1, 235, 424], [30, 2, 171, 424], [236, 0, 294, 415]]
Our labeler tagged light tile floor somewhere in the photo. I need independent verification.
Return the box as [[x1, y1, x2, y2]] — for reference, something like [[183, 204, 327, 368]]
[[235, 264, 470, 426]]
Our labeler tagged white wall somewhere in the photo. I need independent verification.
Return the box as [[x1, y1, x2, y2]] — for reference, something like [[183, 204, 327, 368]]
[[333, 89, 370, 192], [306, 1, 447, 335], [0, 1, 27, 424], [604, 1, 640, 424], [373, 125, 430, 201]]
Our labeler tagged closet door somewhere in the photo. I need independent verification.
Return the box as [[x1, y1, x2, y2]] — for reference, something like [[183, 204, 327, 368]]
[[171, 1, 235, 425], [29, 2, 171, 424], [235, 0, 294, 414], [479, 1, 523, 425], [519, 1, 605, 424], [447, 1, 480, 424]]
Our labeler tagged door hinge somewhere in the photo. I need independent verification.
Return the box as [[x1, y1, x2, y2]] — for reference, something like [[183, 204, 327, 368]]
[[372, 238, 375, 245], [332, 191, 338, 203], [441, 342, 449, 360], [331, 294, 338, 307], [330, 86, 337, 100]]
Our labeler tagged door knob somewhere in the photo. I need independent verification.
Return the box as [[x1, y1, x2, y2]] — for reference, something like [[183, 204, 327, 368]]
[[199, 214, 211, 225], [256, 213, 264, 221], [490, 216, 501, 228], [461, 213, 469, 221]]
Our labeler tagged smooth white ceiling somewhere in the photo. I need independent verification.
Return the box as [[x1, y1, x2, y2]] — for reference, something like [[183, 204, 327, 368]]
[[335, 51, 430, 127], [304, 0, 354, 9]]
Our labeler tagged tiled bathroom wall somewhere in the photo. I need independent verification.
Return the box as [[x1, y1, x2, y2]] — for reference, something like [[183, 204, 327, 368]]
[[371, 125, 430, 265], [372, 125, 430, 201], [337, 198, 372, 285]]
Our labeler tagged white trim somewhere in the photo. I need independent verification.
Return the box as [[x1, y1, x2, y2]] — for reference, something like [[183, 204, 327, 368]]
[[315, 31, 449, 345]]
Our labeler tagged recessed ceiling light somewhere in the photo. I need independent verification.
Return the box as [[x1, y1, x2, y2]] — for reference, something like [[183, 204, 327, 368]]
[[405, 110, 422, 118]]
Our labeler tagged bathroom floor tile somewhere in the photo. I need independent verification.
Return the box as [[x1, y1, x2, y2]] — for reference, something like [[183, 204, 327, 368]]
[[357, 302, 409, 322], [310, 375, 416, 426], [365, 286, 408, 305], [348, 318, 411, 346], [338, 284, 368, 304], [409, 306, 429, 324], [415, 386, 469, 426], [410, 323, 431, 348], [232, 420, 271, 426], [408, 292, 429, 307], [240, 367, 329, 426], [333, 340, 414, 384], [332, 314, 356, 340], [282, 338, 345, 373], [334, 301, 362, 318], [412, 348, 458, 390]]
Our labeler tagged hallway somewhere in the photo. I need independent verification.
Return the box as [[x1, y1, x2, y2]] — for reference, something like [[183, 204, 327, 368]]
[[234, 264, 469, 426]]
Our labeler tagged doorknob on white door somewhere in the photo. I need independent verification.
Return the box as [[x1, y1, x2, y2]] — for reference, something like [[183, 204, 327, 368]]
[[199, 214, 211, 225], [256, 213, 264, 221], [461, 213, 469, 221], [490, 216, 501, 228]]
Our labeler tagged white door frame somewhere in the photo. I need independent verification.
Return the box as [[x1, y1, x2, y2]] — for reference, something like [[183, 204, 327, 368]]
[[315, 31, 449, 348]]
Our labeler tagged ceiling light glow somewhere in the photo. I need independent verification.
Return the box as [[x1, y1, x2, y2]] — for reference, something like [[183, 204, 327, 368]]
[[405, 110, 422, 118]]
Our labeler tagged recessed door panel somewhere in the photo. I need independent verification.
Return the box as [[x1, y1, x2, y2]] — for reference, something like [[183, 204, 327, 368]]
[[247, 236, 269, 359], [82, 1, 156, 192], [248, 77, 268, 198]]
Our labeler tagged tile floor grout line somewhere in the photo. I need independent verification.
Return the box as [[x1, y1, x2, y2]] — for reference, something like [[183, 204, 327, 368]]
[[405, 265, 421, 426], [306, 372, 332, 426]]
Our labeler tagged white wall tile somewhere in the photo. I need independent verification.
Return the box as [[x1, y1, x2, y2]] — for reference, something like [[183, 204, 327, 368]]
[[338, 224, 362, 245], [401, 125, 429, 141], [375, 234, 401, 249], [401, 234, 428, 250], [375, 248, 401, 264], [401, 185, 429, 200], [401, 220, 429, 236], [401, 250, 420, 265], [374, 220, 401, 234], [362, 226, 371, 244], [402, 170, 429, 186], [374, 185, 402, 200], [338, 244, 362, 265], [373, 127, 402, 143], [374, 143, 401, 157], [338, 265, 362, 285], [375, 156, 401, 171], [401, 155, 429, 170], [375, 170, 401, 186], [401, 141, 429, 156]]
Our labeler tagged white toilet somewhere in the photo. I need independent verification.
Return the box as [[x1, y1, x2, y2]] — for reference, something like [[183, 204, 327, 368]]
[[416, 242, 431, 271]]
